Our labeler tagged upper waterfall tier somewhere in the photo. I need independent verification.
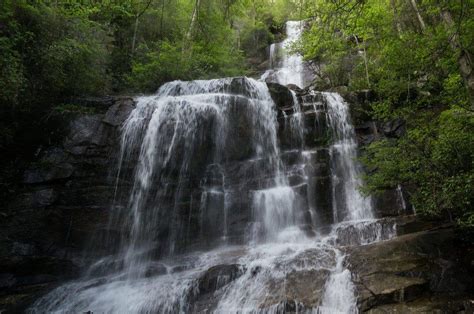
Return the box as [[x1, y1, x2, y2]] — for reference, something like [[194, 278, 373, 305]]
[[261, 21, 313, 88]]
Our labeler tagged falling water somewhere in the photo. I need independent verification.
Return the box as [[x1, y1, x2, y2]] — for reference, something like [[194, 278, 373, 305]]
[[261, 21, 307, 88], [116, 78, 292, 270], [397, 184, 407, 213], [325, 92, 373, 222], [29, 21, 396, 313], [318, 250, 357, 314]]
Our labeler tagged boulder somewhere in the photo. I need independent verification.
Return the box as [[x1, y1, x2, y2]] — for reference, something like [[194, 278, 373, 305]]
[[102, 97, 135, 127], [258, 248, 336, 311], [63, 115, 114, 153], [266, 82, 295, 112], [354, 121, 379, 145], [373, 188, 408, 217], [347, 227, 474, 312], [198, 264, 245, 294], [23, 163, 74, 184], [381, 118, 405, 138], [287, 84, 303, 93]]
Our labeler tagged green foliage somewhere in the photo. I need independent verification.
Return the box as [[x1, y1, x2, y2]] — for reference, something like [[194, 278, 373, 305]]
[[128, 0, 247, 91], [0, 0, 286, 156], [52, 104, 97, 115], [0, 37, 25, 105], [361, 108, 473, 224], [300, 0, 474, 226], [240, 24, 273, 59]]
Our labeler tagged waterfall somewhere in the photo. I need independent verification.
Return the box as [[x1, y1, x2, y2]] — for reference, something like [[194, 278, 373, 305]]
[[325, 92, 374, 222], [116, 77, 292, 270], [261, 21, 307, 88], [29, 21, 396, 313], [318, 250, 357, 314]]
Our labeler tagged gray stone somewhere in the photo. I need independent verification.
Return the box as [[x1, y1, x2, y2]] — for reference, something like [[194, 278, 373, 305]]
[[11, 242, 35, 256], [382, 118, 405, 138], [267, 82, 295, 112], [347, 228, 474, 312], [23, 164, 74, 184], [9, 189, 58, 209], [103, 98, 135, 126], [0, 273, 16, 289], [198, 264, 245, 294], [373, 188, 408, 217], [63, 115, 105, 150]]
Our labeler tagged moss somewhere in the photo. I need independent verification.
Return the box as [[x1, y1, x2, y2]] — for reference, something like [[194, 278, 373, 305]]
[[52, 103, 97, 115]]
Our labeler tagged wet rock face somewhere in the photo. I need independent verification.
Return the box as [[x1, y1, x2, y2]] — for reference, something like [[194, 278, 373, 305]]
[[373, 189, 409, 217], [0, 97, 134, 311], [197, 264, 245, 295], [347, 226, 474, 312], [0, 256, 80, 312], [10, 82, 338, 269], [189, 248, 335, 313], [267, 82, 295, 113], [338, 89, 412, 216], [258, 268, 331, 311]]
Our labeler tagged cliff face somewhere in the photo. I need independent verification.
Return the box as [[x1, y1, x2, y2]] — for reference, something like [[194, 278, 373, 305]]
[[0, 97, 134, 311], [0, 86, 472, 312], [348, 219, 474, 312]]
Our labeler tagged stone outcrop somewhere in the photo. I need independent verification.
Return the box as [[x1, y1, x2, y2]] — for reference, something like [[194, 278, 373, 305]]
[[347, 223, 474, 312], [197, 264, 245, 295], [0, 97, 134, 311], [151, 217, 474, 313]]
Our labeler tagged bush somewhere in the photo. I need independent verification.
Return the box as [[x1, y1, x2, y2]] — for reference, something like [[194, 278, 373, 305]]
[[362, 108, 474, 225]]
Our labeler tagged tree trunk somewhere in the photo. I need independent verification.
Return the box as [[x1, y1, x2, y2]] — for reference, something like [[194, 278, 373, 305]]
[[130, 0, 153, 58], [183, 0, 201, 54], [160, 0, 166, 39], [354, 35, 371, 88], [440, 10, 474, 108], [408, 0, 426, 32], [390, 0, 403, 36], [185, 0, 201, 42], [131, 15, 140, 56]]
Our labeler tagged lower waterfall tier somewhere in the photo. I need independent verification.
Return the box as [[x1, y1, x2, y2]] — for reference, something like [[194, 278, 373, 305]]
[[30, 219, 396, 313]]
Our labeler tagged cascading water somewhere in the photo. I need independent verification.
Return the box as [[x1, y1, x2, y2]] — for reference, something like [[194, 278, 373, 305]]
[[29, 21, 396, 313], [262, 21, 308, 88], [325, 92, 373, 222]]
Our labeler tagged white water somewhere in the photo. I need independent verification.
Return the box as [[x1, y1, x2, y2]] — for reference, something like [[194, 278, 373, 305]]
[[29, 21, 396, 313], [262, 21, 306, 88], [325, 92, 373, 222], [252, 186, 297, 243], [318, 250, 357, 314], [117, 78, 287, 270]]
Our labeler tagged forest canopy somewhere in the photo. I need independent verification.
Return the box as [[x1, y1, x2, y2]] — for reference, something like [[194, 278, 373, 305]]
[[297, 0, 473, 228], [0, 0, 301, 150]]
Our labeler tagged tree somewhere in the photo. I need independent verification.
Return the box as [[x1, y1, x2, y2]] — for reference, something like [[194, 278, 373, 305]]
[[299, 0, 474, 226]]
